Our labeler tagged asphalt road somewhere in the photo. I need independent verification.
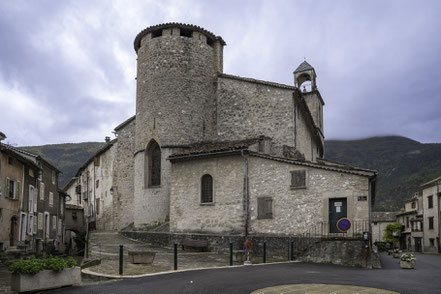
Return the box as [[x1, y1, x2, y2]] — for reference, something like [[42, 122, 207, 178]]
[[52, 253, 441, 294]]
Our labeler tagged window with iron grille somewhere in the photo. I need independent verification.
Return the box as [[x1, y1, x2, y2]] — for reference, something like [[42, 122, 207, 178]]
[[201, 174, 213, 203], [290, 170, 306, 189], [257, 197, 273, 219]]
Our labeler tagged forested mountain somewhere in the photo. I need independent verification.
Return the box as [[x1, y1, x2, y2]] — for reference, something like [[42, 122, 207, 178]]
[[325, 136, 441, 211], [20, 142, 105, 189]]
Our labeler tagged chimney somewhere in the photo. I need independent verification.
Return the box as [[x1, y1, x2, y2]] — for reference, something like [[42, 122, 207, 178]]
[[105, 136, 110, 143]]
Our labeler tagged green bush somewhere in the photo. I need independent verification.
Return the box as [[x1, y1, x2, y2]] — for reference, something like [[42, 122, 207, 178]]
[[65, 256, 77, 268], [9, 256, 77, 275], [9, 257, 43, 275]]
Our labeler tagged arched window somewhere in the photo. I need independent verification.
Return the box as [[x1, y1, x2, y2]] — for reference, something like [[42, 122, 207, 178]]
[[146, 140, 161, 187], [201, 174, 213, 203]]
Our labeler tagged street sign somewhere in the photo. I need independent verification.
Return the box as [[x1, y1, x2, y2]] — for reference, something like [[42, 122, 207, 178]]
[[337, 218, 351, 232]]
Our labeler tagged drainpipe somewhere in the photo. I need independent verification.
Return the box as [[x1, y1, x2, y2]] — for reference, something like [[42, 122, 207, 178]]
[[368, 177, 376, 250], [241, 150, 249, 238]]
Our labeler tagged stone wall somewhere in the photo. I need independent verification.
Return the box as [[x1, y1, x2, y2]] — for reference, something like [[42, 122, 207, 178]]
[[0, 152, 23, 249], [422, 184, 440, 252], [300, 239, 380, 268], [96, 144, 116, 231], [216, 76, 319, 161], [120, 231, 379, 268], [169, 153, 370, 236], [371, 221, 394, 243], [114, 119, 135, 230], [169, 155, 245, 234], [248, 156, 370, 235], [134, 147, 182, 227]]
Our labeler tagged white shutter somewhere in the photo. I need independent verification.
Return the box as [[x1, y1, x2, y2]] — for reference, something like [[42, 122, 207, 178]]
[[34, 188, 38, 212]]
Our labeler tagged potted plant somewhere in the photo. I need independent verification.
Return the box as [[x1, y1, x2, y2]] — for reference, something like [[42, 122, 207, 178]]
[[400, 253, 416, 269], [10, 256, 81, 293], [392, 248, 402, 258]]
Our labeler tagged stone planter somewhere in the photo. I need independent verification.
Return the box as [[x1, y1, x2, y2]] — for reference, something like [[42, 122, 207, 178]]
[[400, 260, 416, 269], [128, 250, 156, 264], [11, 267, 81, 293]]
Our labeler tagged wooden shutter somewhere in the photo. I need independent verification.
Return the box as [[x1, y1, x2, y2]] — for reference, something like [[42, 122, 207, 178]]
[[33, 215, 37, 234], [40, 182, 44, 200], [257, 198, 265, 218], [34, 188, 38, 212], [291, 170, 306, 188], [5, 178, 10, 198], [16, 180, 21, 200], [5, 178, 9, 197], [265, 198, 273, 218]]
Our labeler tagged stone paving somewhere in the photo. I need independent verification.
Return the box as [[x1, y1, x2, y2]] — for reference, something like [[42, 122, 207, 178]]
[[86, 231, 288, 277]]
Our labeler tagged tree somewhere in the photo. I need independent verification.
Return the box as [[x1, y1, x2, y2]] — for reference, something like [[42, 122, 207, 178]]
[[383, 222, 402, 245]]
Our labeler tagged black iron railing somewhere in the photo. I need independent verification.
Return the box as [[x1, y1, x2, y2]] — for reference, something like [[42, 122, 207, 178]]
[[295, 220, 369, 254]]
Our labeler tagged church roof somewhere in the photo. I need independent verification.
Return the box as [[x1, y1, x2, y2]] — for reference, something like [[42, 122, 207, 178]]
[[169, 138, 262, 158], [294, 61, 314, 73]]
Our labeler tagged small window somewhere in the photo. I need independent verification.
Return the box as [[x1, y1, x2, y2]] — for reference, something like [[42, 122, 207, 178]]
[[96, 198, 100, 215], [6, 178, 20, 199], [428, 195, 433, 208], [290, 170, 306, 189], [430, 238, 435, 247], [28, 215, 34, 235], [257, 197, 273, 219], [96, 180, 99, 189], [40, 182, 45, 200], [180, 28, 192, 38], [52, 215, 57, 230], [146, 140, 161, 187], [206, 38, 215, 47], [201, 174, 213, 203], [429, 217, 434, 230], [8, 156, 12, 164], [411, 202, 416, 209], [151, 29, 162, 38], [258, 139, 265, 153], [38, 212, 43, 230], [49, 192, 54, 206]]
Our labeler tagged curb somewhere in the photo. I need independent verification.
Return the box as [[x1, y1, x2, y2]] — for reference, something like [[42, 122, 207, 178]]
[[81, 260, 300, 280]]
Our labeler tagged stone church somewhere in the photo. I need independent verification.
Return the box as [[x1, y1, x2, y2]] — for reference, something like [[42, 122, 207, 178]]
[[67, 23, 377, 239]]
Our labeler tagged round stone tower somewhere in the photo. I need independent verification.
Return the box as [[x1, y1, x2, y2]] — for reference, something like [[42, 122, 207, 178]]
[[132, 23, 225, 227], [134, 23, 225, 150]]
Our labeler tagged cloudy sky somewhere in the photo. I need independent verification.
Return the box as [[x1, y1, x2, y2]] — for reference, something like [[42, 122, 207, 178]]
[[1, 0, 440, 146]]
